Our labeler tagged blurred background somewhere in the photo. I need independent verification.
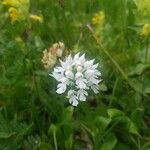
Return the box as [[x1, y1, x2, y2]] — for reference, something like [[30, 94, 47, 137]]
[[0, 0, 150, 149]]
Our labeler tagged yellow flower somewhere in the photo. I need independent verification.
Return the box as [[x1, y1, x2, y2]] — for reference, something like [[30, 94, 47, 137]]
[[2, 0, 20, 7], [30, 14, 43, 23], [8, 7, 18, 23], [2, 0, 29, 23], [137, 0, 150, 17], [92, 11, 105, 25], [140, 24, 150, 37], [2, 0, 12, 5]]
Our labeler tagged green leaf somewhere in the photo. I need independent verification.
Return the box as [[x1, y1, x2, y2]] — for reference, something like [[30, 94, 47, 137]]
[[116, 116, 139, 135], [34, 70, 47, 76], [144, 87, 150, 94], [128, 119, 139, 135], [48, 124, 58, 136], [114, 142, 131, 150], [107, 109, 139, 135], [16, 123, 33, 143], [94, 116, 111, 131], [129, 63, 150, 76], [61, 106, 74, 123], [65, 134, 73, 150], [107, 108, 125, 118], [135, 64, 150, 75], [23, 135, 41, 150], [101, 133, 117, 150], [39, 142, 54, 150], [129, 79, 143, 93], [131, 108, 144, 128], [141, 141, 150, 150], [0, 132, 15, 139]]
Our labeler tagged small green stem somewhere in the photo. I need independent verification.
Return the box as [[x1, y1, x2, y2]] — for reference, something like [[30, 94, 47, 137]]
[[141, 37, 149, 106], [109, 78, 119, 107], [53, 130, 58, 150], [145, 37, 149, 63]]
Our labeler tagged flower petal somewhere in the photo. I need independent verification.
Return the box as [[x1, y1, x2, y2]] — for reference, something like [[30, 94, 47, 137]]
[[91, 85, 99, 94], [56, 83, 66, 94]]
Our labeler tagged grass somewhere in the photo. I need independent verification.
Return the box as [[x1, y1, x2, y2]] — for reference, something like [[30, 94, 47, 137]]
[[0, 0, 150, 149]]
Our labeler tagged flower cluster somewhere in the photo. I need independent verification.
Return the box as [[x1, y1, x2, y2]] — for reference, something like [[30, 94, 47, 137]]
[[137, 0, 150, 17], [2, 0, 42, 24], [140, 24, 150, 37], [30, 14, 43, 23], [41, 42, 65, 70], [8, 7, 18, 23], [91, 11, 105, 25], [51, 53, 101, 106], [2, 0, 29, 23]]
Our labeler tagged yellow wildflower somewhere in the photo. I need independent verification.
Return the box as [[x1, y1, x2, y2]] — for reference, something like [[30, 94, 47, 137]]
[[92, 11, 105, 25], [137, 0, 150, 17], [2, 0, 29, 23], [8, 7, 18, 23], [30, 14, 43, 23], [2, 0, 20, 7], [140, 24, 150, 37], [2, 0, 12, 5]]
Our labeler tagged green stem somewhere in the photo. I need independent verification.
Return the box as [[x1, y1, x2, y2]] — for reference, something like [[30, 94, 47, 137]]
[[145, 37, 149, 63], [86, 24, 128, 81], [109, 78, 119, 107], [86, 24, 142, 93], [141, 37, 149, 107], [53, 130, 58, 150]]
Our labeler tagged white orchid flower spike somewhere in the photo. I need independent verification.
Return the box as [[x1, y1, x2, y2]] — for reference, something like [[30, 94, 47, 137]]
[[50, 53, 102, 106]]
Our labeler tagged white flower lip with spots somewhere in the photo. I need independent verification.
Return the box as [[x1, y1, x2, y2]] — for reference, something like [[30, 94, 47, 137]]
[[50, 53, 102, 106]]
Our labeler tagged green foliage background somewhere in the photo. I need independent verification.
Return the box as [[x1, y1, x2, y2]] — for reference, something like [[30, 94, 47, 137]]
[[0, 0, 150, 149]]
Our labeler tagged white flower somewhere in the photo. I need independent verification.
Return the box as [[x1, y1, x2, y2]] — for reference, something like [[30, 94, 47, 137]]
[[76, 78, 87, 89], [67, 90, 78, 106], [56, 77, 69, 94], [65, 70, 74, 79], [56, 83, 66, 94], [91, 84, 99, 94], [50, 53, 102, 106], [77, 89, 88, 101]]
